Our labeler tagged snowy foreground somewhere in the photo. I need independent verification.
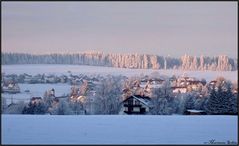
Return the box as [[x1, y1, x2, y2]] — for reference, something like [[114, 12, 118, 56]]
[[2, 115, 238, 144], [2, 64, 238, 82]]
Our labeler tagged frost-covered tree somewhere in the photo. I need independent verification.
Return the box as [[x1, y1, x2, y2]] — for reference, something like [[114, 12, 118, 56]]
[[2, 52, 236, 71], [151, 97, 170, 115], [4, 101, 26, 114], [174, 94, 186, 114], [22, 99, 46, 115], [190, 56, 198, 70], [79, 80, 89, 96], [43, 90, 54, 109], [184, 93, 196, 110], [158, 79, 173, 97], [2, 97, 7, 113], [151, 82, 174, 115], [93, 76, 123, 114], [194, 97, 206, 110], [205, 82, 237, 115], [199, 55, 205, 70], [58, 99, 75, 115], [149, 55, 160, 69], [50, 99, 74, 115]]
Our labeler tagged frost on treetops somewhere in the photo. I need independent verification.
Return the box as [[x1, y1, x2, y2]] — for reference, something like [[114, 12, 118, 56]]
[[1, 52, 237, 71]]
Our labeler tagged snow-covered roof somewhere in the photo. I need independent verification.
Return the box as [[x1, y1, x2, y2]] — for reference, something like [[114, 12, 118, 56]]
[[186, 109, 205, 113], [132, 95, 151, 107], [171, 86, 187, 89]]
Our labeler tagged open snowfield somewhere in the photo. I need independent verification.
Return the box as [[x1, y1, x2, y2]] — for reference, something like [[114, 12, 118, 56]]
[[2, 64, 238, 82], [2, 115, 237, 144]]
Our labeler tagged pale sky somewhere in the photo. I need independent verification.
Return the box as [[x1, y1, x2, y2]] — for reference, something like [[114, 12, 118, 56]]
[[1, 2, 238, 58]]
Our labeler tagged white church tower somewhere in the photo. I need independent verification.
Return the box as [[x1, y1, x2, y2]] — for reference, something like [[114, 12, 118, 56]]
[[164, 57, 167, 70]]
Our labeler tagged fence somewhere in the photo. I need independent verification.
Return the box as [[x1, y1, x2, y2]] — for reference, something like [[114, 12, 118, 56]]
[[2, 97, 30, 105]]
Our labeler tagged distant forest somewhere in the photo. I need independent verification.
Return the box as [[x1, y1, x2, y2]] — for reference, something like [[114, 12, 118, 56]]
[[1, 52, 237, 71]]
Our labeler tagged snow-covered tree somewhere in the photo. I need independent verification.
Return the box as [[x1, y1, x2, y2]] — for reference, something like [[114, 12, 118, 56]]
[[1, 52, 237, 71], [205, 82, 237, 115], [4, 101, 26, 114], [174, 94, 186, 114], [93, 76, 123, 114], [49, 99, 74, 115], [184, 93, 196, 110], [150, 82, 174, 115], [2, 97, 7, 113], [22, 99, 46, 115]]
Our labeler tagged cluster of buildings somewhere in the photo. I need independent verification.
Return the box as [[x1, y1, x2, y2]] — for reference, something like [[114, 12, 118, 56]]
[[1, 72, 102, 96], [122, 76, 205, 98], [120, 75, 210, 115], [2, 71, 237, 115], [170, 76, 205, 94], [1, 81, 20, 94], [1, 72, 102, 85]]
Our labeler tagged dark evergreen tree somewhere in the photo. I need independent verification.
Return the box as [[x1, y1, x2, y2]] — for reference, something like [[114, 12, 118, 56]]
[[34, 102, 46, 114], [184, 93, 196, 110], [22, 100, 46, 114], [205, 83, 237, 115], [224, 84, 238, 115]]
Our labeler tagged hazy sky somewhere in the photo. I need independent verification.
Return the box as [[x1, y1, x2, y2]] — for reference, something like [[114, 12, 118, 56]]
[[2, 2, 238, 58]]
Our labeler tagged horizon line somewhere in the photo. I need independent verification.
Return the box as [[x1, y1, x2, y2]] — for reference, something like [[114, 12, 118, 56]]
[[2, 51, 237, 59]]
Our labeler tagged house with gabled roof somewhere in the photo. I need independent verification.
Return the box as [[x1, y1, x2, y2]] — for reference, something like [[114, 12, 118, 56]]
[[119, 95, 153, 115], [2, 82, 20, 94]]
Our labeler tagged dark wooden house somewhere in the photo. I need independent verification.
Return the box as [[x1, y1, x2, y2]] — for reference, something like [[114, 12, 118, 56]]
[[120, 95, 152, 115]]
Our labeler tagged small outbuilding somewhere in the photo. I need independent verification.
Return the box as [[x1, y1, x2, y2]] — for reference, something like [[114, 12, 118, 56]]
[[185, 109, 207, 115]]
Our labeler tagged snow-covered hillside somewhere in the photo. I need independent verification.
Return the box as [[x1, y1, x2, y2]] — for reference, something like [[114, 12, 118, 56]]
[[2, 64, 237, 82], [2, 115, 237, 144]]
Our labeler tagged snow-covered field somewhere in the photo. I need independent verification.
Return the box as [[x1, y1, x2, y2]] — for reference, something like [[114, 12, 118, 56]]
[[2, 115, 237, 144], [2, 83, 71, 104], [2, 65, 238, 144], [2, 64, 238, 82]]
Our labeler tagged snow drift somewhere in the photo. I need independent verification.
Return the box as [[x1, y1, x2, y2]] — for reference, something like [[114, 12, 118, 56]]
[[2, 115, 237, 144]]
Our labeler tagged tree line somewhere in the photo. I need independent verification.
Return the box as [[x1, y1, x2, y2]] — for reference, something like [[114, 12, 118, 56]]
[[2, 52, 237, 71]]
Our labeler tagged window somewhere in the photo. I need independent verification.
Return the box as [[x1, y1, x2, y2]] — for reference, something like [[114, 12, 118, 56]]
[[128, 99, 133, 105], [135, 100, 140, 105], [134, 107, 140, 112]]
